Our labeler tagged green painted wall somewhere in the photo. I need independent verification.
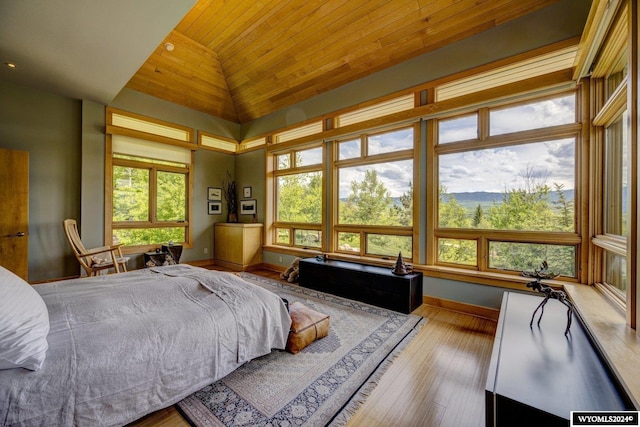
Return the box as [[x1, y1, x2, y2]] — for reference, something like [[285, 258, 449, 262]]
[[0, 82, 241, 279], [108, 88, 239, 268], [235, 148, 266, 224], [80, 100, 106, 252], [192, 149, 235, 263], [0, 81, 81, 281]]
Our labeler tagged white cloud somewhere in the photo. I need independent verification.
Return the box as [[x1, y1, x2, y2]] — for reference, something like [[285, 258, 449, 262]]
[[490, 95, 575, 135], [440, 139, 575, 193], [339, 159, 412, 198]]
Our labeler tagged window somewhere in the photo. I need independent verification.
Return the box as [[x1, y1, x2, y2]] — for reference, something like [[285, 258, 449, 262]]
[[435, 45, 578, 101], [592, 86, 629, 300], [438, 114, 477, 143], [334, 127, 415, 260], [603, 112, 628, 238], [488, 242, 576, 277], [604, 250, 627, 299], [439, 138, 576, 233], [271, 145, 323, 249], [335, 94, 414, 127], [432, 92, 580, 276], [106, 109, 194, 252], [199, 132, 238, 153], [588, 2, 630, 305], [489, 95, 576, 135], [112, 155, 189, 246], [274, 121, 323, 143]]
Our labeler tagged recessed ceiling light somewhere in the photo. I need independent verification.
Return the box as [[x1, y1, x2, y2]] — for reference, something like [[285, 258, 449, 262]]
[[5, 62, 17, 69], [164, 42, 175, 52]]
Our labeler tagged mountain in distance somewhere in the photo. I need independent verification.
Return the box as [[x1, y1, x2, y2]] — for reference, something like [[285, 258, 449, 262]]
[[440, 189, 576, 211]]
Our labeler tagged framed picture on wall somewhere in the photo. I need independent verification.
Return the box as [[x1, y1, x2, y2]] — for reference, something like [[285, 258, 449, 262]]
[[208, 201, 222, 215], [208, 187, 222, 201], [243, 186, 252, 198], [240, 199, 256, 215]]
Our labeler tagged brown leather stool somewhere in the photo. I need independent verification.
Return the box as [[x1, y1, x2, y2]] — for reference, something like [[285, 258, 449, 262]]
[[286, 302, 330, 354]]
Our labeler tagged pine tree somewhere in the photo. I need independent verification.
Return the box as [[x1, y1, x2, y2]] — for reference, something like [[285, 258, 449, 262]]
[[472, 204, 483, 228]]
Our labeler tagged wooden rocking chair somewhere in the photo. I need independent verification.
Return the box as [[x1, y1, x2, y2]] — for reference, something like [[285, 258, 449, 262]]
[[63, 219, 129, 276]]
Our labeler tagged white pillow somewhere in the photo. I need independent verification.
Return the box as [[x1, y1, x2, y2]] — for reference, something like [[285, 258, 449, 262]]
[[0, 266, 50, 370]]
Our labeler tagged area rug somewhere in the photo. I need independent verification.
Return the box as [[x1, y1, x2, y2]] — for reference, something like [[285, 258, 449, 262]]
[[177, 273, 425, 427]]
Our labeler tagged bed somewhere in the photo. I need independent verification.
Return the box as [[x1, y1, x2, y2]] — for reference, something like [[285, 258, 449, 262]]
[[0, 264, 291, 426]]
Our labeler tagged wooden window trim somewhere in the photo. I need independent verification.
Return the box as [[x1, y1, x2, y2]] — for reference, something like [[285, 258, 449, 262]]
[[268, 144, 325, 249], [430, 89, 583, 279], [105, 118, 194, 254], [330, 125, 416, 257]]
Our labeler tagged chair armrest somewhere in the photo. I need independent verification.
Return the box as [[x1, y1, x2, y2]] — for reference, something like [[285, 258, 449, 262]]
[[108, 244, 125, 258], [82, 246, 117, 257]]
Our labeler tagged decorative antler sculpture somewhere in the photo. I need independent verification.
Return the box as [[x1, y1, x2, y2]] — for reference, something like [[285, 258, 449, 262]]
[[521, 261, 574, 335]]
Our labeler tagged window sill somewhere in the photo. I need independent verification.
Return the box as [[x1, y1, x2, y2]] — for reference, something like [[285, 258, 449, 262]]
[[263, 245, 323, 258], [263, 246, 415, 269], [564, 284, 640, 408], [121, 243, 192, 256], [417, 264, 573, 291], [264, 248, 566, 290]]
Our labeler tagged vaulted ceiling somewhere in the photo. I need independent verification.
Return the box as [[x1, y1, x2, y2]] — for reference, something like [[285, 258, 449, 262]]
[[0, 0, 574, 126], [125, 0, 561, 124]]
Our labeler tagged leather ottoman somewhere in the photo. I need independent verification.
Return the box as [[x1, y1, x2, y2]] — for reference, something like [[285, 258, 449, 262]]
[[286, 301, 330, 354]]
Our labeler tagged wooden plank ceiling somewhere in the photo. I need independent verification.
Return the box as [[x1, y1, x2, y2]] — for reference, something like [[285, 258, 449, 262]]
[[125, 0, 560, 124]]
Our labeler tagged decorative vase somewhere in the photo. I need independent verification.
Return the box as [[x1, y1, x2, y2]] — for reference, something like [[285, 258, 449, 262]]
[[228, 212, 238, 223]]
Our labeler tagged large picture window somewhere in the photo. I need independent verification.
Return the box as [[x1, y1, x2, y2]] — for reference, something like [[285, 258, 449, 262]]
[[439, 138, 575, 233], [112, 155, 189, 246], [272, 145, 323, 249], [106, 108, 194, 252], [433, 92, 580, 276], [334, 127, 415, 260]]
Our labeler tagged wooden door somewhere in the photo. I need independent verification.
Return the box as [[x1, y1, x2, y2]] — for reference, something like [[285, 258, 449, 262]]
[[0, 148, 29, 280]]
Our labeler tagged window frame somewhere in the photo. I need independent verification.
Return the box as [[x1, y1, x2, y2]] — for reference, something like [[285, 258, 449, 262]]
[[589, 5, 631, 310], [105, 108, 194, 254], [267, 142, 325, 250], [427, 89, 584, 280], [331, 124, 418, 262], [111, 155, 190, 239], [258, 40, 602, 288]]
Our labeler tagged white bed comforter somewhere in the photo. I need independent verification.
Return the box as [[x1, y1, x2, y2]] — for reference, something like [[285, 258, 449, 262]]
[[0, 265, 291, 426]]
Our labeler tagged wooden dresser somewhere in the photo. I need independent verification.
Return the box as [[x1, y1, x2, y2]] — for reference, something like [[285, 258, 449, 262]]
[[213, 223, 263, 271]]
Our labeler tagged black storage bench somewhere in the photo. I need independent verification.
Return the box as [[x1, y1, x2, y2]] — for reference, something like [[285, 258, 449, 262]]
[[486, 291, 633, 426], [298, 257, 422, 314]]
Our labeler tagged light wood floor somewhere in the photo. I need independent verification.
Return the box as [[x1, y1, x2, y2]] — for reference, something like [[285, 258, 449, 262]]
[[129, 268, 497, 427]]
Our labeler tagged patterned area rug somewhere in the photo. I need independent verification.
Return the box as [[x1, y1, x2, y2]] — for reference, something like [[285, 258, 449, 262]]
[[177, 273, 425, 427]]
